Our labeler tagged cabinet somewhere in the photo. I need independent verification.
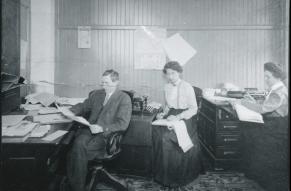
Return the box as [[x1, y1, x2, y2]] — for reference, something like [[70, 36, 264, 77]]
[[197, 98, 242, 170]]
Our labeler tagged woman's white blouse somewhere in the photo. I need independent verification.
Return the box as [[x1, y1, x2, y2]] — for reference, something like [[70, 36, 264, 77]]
[[164, 80, 198, 119]]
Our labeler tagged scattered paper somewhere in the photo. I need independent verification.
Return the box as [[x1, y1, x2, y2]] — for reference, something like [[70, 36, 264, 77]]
[[42, 130, 68, 141], [56, 97, 86, 106], [2, 121, 38, 137], [2, 115, 26, 127], [30, 125, 51, 137], [26, 92, 58, 107], [33, 113, 72, 124], [233, 103, 264, 123], [20, 104, 43, 111], [38, 107, 60, 115], [162, 33, 197, 66]]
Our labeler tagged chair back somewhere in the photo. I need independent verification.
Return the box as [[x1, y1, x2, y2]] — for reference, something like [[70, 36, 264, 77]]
[[193, 86, 203, 107]]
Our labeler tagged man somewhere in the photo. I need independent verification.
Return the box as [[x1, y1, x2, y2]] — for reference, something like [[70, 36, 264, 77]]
[[66, 69, 132, 191]]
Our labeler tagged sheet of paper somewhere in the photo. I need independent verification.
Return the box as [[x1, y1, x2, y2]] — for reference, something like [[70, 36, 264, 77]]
[[30, 125, 51, 137], [152, 119, 194, 152], [57, 105, 91, 127], [152, 119, 171, 126], [42, 130, 68, 141], [70, 116, 90, 126], [172, 120, 194, 152], [233, 103, 264, 123], [78, 26, 91, 48], [162, 33, 197, 66], [2, 115, 26, 127], [57, 106, 75, 117], [134, 27, 167, 70]]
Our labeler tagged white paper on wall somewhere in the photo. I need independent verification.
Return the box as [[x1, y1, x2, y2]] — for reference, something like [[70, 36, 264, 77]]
[[162, 33, 197, 66], [78, 26, 91, 49], [134, 27, 167, 70]]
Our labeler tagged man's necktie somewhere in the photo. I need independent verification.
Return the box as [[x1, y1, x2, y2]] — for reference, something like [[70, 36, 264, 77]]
[[103, 94, 110, 105]]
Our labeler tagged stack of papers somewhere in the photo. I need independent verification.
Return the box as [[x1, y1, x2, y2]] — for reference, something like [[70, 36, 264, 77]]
[[233, 103, 264, 123], [152, 119, 194, 152]]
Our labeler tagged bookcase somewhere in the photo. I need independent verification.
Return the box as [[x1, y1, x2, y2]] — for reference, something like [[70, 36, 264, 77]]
[[197, 97, 242, 170]]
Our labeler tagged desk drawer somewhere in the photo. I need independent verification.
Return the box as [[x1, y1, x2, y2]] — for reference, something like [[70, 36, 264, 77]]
[[216, 133, 241, 146], [217, 122, 240, 132], [214, 146, 241, 159]]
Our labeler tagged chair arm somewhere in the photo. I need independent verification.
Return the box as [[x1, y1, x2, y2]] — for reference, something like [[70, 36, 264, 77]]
[[106, 131, 124, 156]]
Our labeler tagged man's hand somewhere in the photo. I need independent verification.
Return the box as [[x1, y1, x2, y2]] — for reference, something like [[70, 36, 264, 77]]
[[89, 124, 104, 134]]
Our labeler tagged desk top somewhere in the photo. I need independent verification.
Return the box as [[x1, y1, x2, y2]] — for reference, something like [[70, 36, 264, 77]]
[[2, 123, 73, 145], [2, 111, 157, 146]]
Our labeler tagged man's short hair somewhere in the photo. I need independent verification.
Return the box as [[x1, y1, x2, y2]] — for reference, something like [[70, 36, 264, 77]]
[[102, 69, 119, 82], [163, 61, 183, 74], [264, 62, 285, 80]]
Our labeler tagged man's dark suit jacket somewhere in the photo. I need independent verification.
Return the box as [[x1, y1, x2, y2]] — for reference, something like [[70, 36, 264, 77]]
[[70, 89, 132, 136]]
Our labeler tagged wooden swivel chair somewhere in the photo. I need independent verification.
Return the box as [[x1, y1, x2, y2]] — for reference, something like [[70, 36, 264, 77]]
[[86, 131, 128, 191]]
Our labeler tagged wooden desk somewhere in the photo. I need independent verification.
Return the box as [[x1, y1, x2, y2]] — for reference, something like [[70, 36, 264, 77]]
[[1, 122, 74, 191], [197, 97, 242, 171], [107, 113, 157, 177]]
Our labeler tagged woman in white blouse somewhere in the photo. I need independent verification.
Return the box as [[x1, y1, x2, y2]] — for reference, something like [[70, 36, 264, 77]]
[[152, 61, 202, 189]]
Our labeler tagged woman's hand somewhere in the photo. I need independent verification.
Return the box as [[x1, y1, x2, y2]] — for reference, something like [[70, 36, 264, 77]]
[[166, 115, 179, 121], [242, 93, 257, 103], [156, 112, 165, 119]]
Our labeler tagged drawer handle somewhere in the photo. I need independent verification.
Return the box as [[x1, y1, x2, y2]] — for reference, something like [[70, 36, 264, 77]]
[[223, 138, 238, 142], [223, 125, 237, 129], [223, 151, 236, 155]]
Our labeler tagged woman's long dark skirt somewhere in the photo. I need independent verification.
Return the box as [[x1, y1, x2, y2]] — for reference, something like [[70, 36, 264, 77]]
[[241, 116, 289, 191], [152, 109, 202, 187]]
